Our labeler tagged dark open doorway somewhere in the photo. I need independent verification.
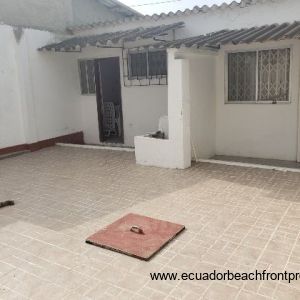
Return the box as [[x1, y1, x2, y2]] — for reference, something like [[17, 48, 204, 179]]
[[94, 57, 124, 144]]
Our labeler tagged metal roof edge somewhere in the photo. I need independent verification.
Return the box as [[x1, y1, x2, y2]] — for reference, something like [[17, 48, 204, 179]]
[[68, 0, 268, 33]]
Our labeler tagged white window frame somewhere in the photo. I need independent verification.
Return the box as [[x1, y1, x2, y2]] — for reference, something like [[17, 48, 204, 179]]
[[225, 46, 293, 104]]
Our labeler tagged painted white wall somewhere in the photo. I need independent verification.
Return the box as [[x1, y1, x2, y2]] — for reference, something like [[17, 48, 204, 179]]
[[0, 26, 25, 148], [77, 47, 168, 146], [122, 86, 167, 146], [135, 49, 191, 169], [189, 54, 216, 160], [135, 40, 300, 165], [0, 25, 82, 149], [75, 0, 300, 164], [24, 30, 82, 141], [80, 96, 100, 144], [2, 0, 300, 166], [215, 41, 300, 161]]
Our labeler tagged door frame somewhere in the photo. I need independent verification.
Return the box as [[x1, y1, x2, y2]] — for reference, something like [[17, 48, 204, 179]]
[[94, 57, 124, 144]]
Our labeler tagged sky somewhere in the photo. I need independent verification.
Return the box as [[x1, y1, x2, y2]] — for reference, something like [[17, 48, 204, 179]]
[[119, 0, 235, 15]]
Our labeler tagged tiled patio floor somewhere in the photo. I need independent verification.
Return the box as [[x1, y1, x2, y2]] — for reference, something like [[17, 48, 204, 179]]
[[1, 146, 300, 300]]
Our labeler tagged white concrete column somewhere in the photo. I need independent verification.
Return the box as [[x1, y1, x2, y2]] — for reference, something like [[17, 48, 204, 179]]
[[135, 49, 191, 169], [167, 49, 191, 169]]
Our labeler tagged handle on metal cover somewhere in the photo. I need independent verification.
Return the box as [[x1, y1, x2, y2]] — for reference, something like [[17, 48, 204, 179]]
[[130, 225, 144, 234]]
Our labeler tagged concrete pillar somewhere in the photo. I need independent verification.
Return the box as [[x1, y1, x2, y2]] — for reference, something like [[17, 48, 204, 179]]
[[167, 49, 191, 169], [134, 49, 191, 169]]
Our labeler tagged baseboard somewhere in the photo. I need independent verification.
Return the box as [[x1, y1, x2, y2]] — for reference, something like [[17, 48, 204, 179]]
[[196, 158, 300, 173], [0, 144, 28, 156], [57, 143, 135, 152], [0, 132, 84, 156]]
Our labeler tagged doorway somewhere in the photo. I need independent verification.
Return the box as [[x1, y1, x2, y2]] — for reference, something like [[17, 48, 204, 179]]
[[94, 57, 124, 144]]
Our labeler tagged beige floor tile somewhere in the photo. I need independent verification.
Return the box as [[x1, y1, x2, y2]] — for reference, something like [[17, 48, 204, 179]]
[[273, 283, 300, 300], [2, 146, 300, 299], [237, 290, 269, 299], [203, 282, 239, 299]]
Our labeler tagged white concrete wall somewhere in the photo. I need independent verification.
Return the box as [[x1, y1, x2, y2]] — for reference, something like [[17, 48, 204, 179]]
[[189, 55, 216, 160], [0, 25, 82, 148], [77, 47, 168, 146], [24, 30, 82, 141], [215, 41, 300, 161], [122, 86, 167, 146], [76, 0, 300, 162], [2, 0, 300, 165], [0, 26, 25, 148]]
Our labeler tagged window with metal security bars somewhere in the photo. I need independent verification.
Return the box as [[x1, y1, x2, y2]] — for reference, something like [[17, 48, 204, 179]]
[[79, 60, 96, 94], [129, 52, 147, 78], [228, 48, 290, 103], [129, 50, 167, 79], [148, 50, 167, 76]]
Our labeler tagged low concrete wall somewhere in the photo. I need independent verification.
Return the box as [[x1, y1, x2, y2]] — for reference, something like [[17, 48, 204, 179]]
[[135, 136, 175, 168]]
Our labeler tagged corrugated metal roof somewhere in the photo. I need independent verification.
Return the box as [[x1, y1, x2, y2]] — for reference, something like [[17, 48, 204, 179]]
[[160, 22, 300, 49], [69, 0, 265, 32], [39, 22, 184, 51], [99, 0, 142, 17]]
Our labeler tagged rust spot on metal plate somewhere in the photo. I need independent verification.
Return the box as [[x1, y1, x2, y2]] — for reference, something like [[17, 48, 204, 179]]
[[86, 213, 185, 261]]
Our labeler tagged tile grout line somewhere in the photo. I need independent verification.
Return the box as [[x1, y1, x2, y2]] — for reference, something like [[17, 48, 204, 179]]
[[197, 207, 251, 299], [272, 221, 300, 296], [234, 202, 293, 300]]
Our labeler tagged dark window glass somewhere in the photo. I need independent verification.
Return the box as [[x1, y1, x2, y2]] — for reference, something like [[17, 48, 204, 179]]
[[228, 52, 256, 101], [129, 53, 147, 78], [86, 60, 95, 94], [79, 60, 96, 94], [148, 50, 167, 76], [79, 61, 88, 94]]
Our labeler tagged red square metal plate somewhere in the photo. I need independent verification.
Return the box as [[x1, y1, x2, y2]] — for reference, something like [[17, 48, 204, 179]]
[[86, 213, 185, 261]]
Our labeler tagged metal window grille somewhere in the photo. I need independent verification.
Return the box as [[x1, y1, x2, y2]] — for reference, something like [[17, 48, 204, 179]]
[[148, 50, 167, 77], [228, 48, 290, 103], [129, 52, 148, 78], [124, 49, 168, 86], [258, 48, 290, 102], [78, 60, 96, 94], [228, 52, 256, 101]]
